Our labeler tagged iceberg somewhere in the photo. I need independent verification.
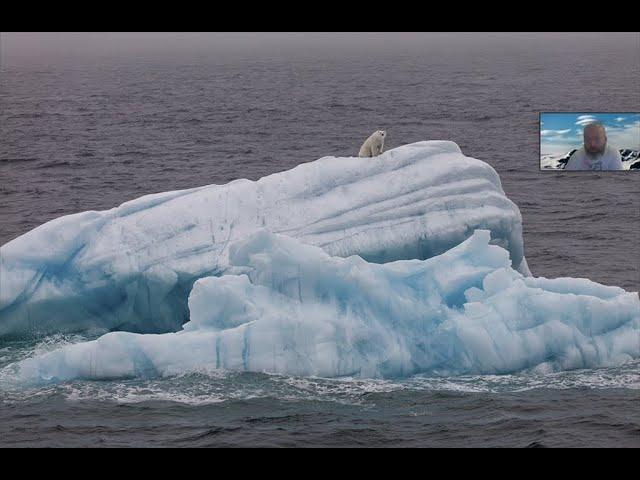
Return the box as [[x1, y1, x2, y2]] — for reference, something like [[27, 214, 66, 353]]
[[1, 141, 530, 339], [14, 229, 639, 383]]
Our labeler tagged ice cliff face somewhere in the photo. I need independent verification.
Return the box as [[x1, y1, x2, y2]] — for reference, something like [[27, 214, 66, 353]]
[[0, 141, 529, 339], [13, 230, 639, 383]]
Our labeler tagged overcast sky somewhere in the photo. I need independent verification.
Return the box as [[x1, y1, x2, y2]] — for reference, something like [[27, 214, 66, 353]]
[[2, 32, 638, 64]]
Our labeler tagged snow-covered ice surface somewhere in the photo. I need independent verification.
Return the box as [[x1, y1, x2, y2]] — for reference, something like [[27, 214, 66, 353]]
[[1, 141, 530, 339], [7, 229, 638, 384]]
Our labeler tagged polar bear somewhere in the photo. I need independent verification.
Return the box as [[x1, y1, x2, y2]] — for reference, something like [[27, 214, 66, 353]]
[[358, 130, 386, 157]]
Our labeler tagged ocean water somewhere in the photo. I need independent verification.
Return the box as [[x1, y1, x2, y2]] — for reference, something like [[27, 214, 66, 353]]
[[1, 32, 639, 447]]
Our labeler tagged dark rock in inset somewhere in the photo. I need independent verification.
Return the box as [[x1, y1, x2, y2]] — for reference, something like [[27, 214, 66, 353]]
[[558, 149, 577, 168]]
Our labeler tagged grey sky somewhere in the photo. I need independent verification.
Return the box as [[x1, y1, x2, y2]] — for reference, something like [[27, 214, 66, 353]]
[[2, 32, 638, 62], [1, 32, 638, 72]]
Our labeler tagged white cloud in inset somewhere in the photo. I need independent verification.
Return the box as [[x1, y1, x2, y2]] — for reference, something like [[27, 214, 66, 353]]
[[615, 117, 626, 122], [577, 115, 597, 120], [542, 125, 587, 155], [540, 129, 571, 136], [576, 117, 598, 126], [541, 130, 582, 155], [607, 121, 640, 150], [540, 141, 578, 155]]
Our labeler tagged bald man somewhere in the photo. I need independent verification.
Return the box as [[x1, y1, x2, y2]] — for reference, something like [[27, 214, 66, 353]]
[[564, 122, 624, 170]]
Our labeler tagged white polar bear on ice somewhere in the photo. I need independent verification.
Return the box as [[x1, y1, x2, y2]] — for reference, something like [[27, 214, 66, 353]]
[[358, 130, 386, 157]]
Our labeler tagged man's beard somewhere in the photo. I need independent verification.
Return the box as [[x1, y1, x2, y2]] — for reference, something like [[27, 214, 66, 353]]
[[585, 144, 606, 156]]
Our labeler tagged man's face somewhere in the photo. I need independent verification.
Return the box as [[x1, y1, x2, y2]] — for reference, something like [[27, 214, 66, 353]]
[[583, 126, 607, 155]]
